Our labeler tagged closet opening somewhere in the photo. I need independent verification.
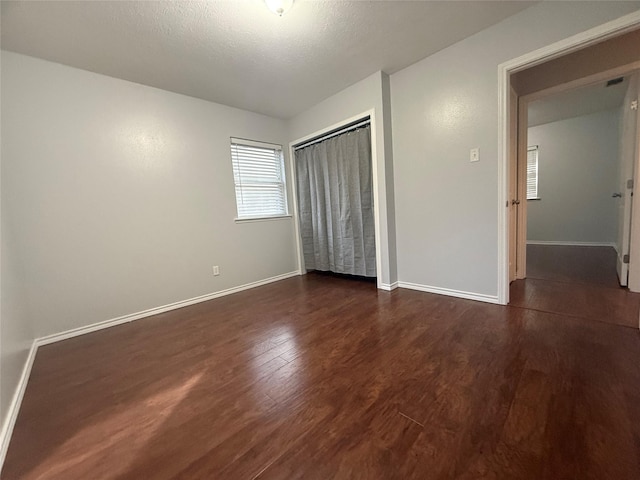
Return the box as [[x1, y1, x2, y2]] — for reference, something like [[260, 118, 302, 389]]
[[291, 116, 377, 283]]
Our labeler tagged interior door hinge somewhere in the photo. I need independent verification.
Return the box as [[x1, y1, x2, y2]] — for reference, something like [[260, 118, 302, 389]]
[[632, 99, 638, 111], [624, 254, 630, 264], [628, 179, 634, 189]]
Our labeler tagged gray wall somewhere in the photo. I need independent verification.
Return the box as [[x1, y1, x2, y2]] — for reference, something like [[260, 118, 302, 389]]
[[527, 109, 620, 244], [390, 1, 639, 298], [287, 71, 398, 287], [1, 51, 298, 342]]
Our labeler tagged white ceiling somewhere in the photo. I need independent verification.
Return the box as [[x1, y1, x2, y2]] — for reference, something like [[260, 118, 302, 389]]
[[528, 76, 630, 127], [0, 0, 536, 119]]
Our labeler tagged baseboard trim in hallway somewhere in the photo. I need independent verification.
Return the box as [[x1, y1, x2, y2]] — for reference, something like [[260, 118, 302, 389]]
[[526, 241, 617, 249]]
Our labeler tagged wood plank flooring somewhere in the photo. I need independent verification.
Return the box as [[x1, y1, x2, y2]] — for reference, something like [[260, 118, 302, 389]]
[[3, 271, 640, 479], [525, 244, 620, 288], [510, 244, 640, 328]]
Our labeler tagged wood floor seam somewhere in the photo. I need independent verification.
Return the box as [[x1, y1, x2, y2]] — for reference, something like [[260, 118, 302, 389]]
[[398, 411, 425, 427], [250, 457, 279, 480], [508, 303, 639, 330], [525, 276, 629, 292]]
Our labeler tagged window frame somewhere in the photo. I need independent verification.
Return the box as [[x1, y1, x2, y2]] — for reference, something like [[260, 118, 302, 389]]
[[526, 145, 540, 201], [230, 137, 290, 222]]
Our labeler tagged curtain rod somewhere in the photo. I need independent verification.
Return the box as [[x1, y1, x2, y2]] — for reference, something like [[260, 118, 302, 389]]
[[293, 117, 370, 151]]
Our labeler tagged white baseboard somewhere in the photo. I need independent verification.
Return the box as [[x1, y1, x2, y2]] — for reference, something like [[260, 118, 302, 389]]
[[0, 270, 300, 472], [379, 281, 399, 291], [526, 241, 616, 248], [0, 341, 38, 469], [397, 281, 500, 304], [38, 271, 300, 346]]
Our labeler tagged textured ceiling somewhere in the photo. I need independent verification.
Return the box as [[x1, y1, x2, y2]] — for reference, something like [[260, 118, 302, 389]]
[[528, 76, 630, 127], [1, 1, 536, 119]]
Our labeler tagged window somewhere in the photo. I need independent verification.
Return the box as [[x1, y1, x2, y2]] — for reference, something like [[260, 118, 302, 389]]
[[230, 138, 288, 220], [527, 146, 539, 200]]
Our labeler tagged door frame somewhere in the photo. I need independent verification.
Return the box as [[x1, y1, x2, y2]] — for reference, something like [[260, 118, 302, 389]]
[[497, 10, 640, 305], [508, 85, 518, 283], [515, 94, 528, 280], [615, 73, 639, 287]]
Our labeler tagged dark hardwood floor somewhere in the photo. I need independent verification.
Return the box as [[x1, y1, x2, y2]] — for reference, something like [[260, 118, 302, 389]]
[[510, 244, 640, 328], [3, 270, 640, 479], [525, 244, 620, 288]]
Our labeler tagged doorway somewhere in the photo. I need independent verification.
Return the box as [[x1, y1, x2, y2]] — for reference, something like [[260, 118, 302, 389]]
[[513, 70, 640, 278], [528, 76, 634, 278], [513, 72, 640, 329], [498, 16, 640, 306], [509, 74, 640, 329]]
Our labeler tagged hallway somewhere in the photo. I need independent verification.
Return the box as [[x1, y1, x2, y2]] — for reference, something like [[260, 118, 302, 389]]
[[510, 244, 640, 328]]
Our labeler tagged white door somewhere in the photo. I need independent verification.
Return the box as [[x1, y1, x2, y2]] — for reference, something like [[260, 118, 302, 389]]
[[616, 73, 639, 286]]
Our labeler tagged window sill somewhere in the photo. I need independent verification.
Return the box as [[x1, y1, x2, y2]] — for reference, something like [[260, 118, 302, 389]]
[[234, 214, 292, 224], [527, 198, 541, 201]]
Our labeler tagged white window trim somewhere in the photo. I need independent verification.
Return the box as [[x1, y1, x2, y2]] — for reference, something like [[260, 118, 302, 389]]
[[230, 137, 289, 221], [234, 214, 292, 224]]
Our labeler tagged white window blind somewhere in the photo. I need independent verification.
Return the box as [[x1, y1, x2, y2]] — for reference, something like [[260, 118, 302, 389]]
[[230, 138, 288, 219], [527, 146, 539, 200]]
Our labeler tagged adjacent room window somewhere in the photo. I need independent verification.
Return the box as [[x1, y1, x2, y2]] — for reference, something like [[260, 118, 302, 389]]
[[527, 146, 539, 200], [230, 138, 288, 220]]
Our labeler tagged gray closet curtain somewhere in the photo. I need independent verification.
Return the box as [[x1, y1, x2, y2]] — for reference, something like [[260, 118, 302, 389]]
[[295, 124, 376, 277]]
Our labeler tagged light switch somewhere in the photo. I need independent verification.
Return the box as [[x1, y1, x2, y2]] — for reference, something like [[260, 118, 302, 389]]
[[470, 148, 479, 163]]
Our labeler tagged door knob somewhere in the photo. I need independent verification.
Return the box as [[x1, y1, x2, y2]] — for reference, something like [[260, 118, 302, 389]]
[[612, 193, 622, 198], [511, 199, 520, 205]]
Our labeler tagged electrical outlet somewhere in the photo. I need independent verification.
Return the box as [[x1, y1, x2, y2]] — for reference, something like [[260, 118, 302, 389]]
[[213, 266, 220, 276]]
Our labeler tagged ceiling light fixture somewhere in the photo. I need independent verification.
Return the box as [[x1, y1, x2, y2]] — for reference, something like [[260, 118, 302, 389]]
[[265, 0, 294, 16]]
